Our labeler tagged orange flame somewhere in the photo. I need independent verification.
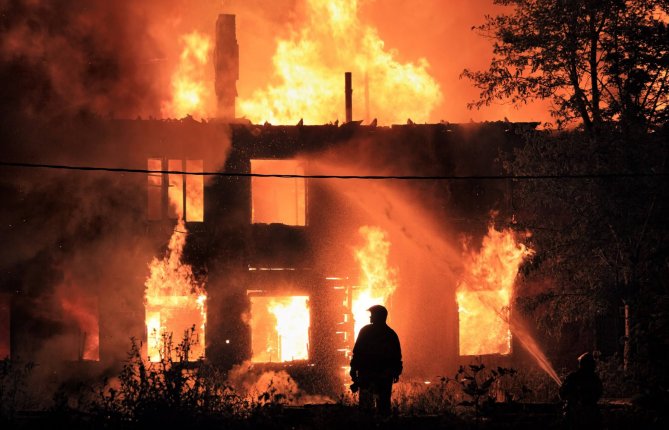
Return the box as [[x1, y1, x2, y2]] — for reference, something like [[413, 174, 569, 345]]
[[162, 31, 214, 119], [352, 226, 398, 338], [239, 0, 442, 125], [250, 296, 310, 363], [145, 218, 206, 362], [456, 225, 533, 356]]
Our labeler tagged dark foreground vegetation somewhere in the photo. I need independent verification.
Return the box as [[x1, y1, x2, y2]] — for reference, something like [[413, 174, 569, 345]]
[[0, 1, 667, 429], [1, 337, 665, 430]]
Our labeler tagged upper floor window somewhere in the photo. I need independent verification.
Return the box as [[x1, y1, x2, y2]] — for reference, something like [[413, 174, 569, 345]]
[[251, 159, 306, 226], [148, 158, 204, 222]]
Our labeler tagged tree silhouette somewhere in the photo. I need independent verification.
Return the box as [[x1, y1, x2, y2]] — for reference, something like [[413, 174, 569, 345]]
[[463, 0, 669, 133]]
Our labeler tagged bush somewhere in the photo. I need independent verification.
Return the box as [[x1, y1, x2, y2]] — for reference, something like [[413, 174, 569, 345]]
[[90, 332, 285, 428]]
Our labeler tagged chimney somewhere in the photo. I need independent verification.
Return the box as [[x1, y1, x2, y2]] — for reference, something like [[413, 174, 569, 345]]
[[345, 72, 352, 123], [364, 72, 370, 123], [214, 14, 239, 120]]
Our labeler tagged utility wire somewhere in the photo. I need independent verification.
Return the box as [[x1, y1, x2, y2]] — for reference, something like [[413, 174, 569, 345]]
[[0, 161, 666, 181]]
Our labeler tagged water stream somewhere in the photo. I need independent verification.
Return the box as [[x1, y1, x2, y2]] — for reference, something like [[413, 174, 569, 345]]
[[510, 315, 561, 385]]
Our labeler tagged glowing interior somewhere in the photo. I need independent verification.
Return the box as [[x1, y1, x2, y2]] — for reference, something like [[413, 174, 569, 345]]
[[251, 159, 306, 226], [456, 226, 532, 356], [147, 158, 204, 222], [457, 289, 511, 356], [250, 295, 310, 363], [146, 294, 206, 362]]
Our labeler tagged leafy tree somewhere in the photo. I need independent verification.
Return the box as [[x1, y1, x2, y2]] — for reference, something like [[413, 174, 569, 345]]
[[463, 0, 669, 132], [464, 0, 669, 397], [505, 127, 668, 395]]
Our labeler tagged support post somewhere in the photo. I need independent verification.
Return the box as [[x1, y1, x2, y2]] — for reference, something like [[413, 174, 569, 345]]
[[345, 72, 352, 123]]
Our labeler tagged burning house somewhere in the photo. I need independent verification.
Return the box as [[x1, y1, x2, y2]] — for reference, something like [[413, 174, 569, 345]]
[[1, 9, 550, 395]]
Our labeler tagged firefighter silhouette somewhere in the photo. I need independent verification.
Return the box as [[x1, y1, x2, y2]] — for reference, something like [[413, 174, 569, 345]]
[[349, 304, 402, 415], [559, 352, 603, 430]]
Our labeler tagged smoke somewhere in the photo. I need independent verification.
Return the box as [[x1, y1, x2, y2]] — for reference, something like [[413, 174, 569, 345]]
[[0, 117, 232, 365], [0, 0, 233, 290], [0, 1, 157, 118], [0, 0, 237, 120], [359, 0, 552, 123], [227, 360, 335, 405], [3, 166, 155, 362], [0, 0, 551, 124], [299, 138, 466, 376], [301, 133, 561, 379], [0, 0, 551, 392], [0, 1, 233, 369]]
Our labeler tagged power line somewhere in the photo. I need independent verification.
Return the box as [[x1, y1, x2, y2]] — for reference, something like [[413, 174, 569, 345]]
[[0, 161, 666, 181]]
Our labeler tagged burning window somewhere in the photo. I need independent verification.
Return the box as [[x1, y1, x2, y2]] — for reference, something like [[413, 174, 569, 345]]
[[250, 295, 310, 362], [251, 159, 306, 226], [145, 219, 207, 362], [59, 291, 100, 361], [146, 296, 206, 362], [147, 158, 204, 222], [456, 226, 533, 356]]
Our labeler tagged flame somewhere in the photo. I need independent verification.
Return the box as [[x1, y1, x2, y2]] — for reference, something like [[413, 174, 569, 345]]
[[162, 159, 205, 222], [239, 0, 442, 125], [251, 296, 310, 363], [144, 218, 206, 362], [352, 226, 398, 338], [456, 225, 533, 356], [162, 31, 214, 119]]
